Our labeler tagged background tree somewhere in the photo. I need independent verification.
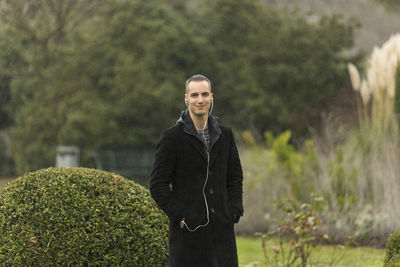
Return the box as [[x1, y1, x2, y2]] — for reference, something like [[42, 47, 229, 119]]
[[373, 0, 400, 12], [0, 0, 106, 174], [200, 0, 359, 139], [0, 75, 11, 130], [2, 0, 200, 173], [0, 0, 359, 174]]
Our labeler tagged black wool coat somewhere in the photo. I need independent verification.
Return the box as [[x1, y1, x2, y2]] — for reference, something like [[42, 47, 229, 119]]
[[150, 111, 244, 267]]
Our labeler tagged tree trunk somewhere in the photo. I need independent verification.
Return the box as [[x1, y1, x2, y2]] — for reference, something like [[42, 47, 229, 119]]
[[1, 130, 12, 157]]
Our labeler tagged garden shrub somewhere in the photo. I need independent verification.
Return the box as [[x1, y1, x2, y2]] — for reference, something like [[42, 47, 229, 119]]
[[386, 255, 400, 267], [261, 196, 349, 267], [264, 130, 319, 201], [0, 167, 168, 266], [385, 231, 400, 267]]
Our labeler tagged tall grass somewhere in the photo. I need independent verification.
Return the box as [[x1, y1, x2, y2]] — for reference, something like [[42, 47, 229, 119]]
[[316, 120, 400, 245], [237, 118, 400, 246], [237, 34, 400, 247]]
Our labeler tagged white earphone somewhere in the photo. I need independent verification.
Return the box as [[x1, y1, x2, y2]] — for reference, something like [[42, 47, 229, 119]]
[[181, 97, 214, 232]]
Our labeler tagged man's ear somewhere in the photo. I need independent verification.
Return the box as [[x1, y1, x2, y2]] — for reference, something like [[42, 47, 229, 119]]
[[184, 95, 189, 106]]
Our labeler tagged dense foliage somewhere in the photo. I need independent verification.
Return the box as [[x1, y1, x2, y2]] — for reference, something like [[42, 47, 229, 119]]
[[0, 0, 359, 174], [0, 167, 168, 265], [385, 231, 400, 267]]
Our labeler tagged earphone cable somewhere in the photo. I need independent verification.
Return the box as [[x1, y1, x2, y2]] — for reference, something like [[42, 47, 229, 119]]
[[183, 103, 213, 232]]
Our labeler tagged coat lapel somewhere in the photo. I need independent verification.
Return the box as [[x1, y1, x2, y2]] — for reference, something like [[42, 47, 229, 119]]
[[208, 114, 222, 168], [184, 134, 207, 162], [210, 136, 222, 168]]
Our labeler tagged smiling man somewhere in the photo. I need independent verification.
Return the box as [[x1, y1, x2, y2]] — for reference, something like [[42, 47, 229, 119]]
[[150, 74, 244, 267]]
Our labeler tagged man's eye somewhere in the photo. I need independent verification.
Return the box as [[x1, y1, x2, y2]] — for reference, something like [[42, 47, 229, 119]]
[[191, 94, 198, 97]]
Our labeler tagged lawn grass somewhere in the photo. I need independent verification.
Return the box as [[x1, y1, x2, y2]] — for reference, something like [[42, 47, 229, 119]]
[[237, 236, 385, 267]]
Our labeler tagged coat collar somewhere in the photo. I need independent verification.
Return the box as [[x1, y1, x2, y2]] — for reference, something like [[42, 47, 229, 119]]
[[177, 110, 221, 149], [177, 110, 222, 163]]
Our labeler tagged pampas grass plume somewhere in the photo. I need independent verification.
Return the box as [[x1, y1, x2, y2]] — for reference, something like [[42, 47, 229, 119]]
[[360, 80, 370, 106], [387, 55, 398, 98], [348, 63, 360, 91]]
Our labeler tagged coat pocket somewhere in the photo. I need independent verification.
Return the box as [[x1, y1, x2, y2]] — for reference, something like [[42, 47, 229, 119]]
[[226, 202, 236, 223]]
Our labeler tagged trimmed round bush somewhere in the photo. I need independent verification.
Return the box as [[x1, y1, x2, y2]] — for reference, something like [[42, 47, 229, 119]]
[[385, 231, 400, 267], [386, 255, 400, 267], [0, 167, 168, 266]]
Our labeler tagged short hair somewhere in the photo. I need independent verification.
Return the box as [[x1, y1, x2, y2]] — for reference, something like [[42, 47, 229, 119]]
[[185, 74, 212, 93]]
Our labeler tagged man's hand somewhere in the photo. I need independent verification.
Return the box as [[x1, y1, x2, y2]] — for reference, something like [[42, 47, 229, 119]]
[[233, 213, 240, 223], [180, 218, 185, 228]]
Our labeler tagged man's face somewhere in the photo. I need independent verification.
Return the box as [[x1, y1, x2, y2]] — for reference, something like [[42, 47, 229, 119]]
[[185, 80, 213, 117]]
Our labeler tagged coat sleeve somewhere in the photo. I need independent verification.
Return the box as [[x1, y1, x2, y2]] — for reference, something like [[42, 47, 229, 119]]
[[150, 131, 185, 224], [227, 128, 244, 220]]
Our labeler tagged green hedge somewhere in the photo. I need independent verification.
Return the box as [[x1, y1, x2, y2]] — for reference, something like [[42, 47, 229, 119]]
[[0, 167, 168, 266], [386, 255, 400, 267], [385, 231, 400, 267]]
